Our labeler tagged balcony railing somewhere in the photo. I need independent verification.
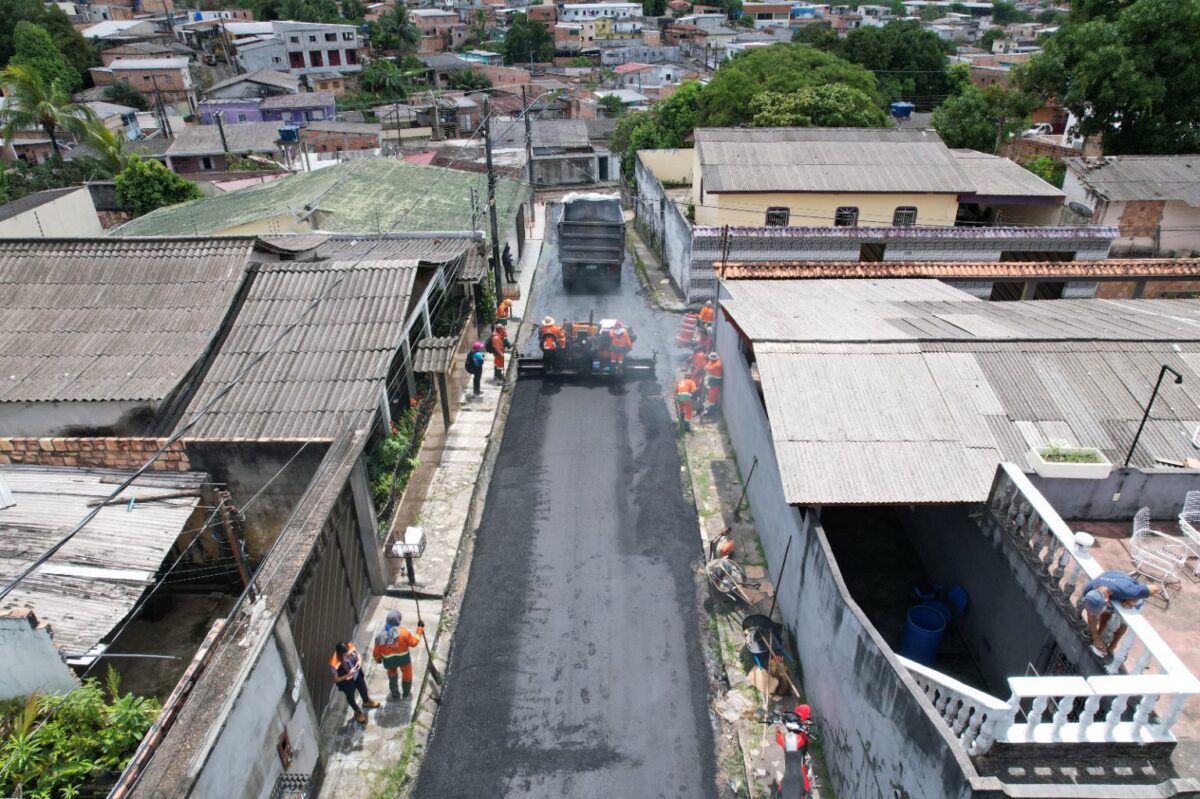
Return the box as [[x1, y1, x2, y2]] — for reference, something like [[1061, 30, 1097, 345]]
[[900, 463, 1200, 755]]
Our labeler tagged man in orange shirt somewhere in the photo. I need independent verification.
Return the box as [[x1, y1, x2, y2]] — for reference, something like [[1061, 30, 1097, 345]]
[[496, 298, 513, 323], [698, 300, 715, 324], [676, 372, 698, 431], [609, 321, 634, 369], [704, 352, 724, 411], [490, 323, 507, 383], [372, 609, 424, 699]]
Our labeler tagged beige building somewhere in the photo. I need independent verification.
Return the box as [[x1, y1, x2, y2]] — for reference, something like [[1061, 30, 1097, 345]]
[[0, 187, 103, 238], [691, 127, 971, 228]]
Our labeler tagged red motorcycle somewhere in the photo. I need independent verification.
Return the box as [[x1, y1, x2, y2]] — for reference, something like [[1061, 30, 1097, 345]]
[[762, 705, 819, 798]]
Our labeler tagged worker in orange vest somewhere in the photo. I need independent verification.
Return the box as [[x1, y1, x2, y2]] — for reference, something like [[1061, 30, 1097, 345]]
[[490, 323, 507, 383], [676, 372, 698, 431], [540, 316, 565, 349], [698, 300, 715, 325], [331, 641, 380, 724], [704, 352, 724, 411], [496, 298, 513, 324], [689, 346, 708, 384], [609, 321, 634, 369], [372, 609, 424, 700]]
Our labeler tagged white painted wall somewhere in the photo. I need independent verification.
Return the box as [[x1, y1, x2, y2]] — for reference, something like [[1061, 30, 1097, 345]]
[[0, 613, 79, 700], [0, 188, 103, 238]]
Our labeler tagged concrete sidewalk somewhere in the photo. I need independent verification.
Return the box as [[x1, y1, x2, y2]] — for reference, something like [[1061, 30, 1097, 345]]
[[314, 209, 545, 799]]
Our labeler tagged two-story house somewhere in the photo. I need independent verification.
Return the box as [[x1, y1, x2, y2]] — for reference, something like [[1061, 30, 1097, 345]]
[[235, 21, 363, 77], [89, 57, 195, 115]]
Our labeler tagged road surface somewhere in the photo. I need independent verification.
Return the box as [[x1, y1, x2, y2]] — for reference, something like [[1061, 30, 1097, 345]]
[[414, 209, 717, 798]]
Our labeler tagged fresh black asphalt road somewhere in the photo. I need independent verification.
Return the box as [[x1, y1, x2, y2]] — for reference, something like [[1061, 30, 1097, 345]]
[[414, 209, 718, 798]]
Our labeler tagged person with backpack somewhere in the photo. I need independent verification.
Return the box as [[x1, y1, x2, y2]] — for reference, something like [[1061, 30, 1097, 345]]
[[465, 341, 485, 396]]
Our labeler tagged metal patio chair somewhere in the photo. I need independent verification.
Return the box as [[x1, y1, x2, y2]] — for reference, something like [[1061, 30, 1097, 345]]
[[1177, 490, 1200, 576], [1131, 507, 1188, 606]]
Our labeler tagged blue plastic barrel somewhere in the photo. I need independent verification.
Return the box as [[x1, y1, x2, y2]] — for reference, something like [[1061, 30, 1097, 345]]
[[900, 605, 946, 666]]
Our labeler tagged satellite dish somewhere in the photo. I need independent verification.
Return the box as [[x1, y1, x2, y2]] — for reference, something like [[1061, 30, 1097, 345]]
[[1067, 201, 1094, 219]]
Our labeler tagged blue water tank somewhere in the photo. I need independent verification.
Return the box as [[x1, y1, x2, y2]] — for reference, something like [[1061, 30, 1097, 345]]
[[890, 101, 915, 119], [900, 605, 946, 666], [278, 124, 300, 143]]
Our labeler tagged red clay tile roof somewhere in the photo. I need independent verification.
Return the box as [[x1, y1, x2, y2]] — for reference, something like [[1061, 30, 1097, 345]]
[[716, 259, 1200, 280]]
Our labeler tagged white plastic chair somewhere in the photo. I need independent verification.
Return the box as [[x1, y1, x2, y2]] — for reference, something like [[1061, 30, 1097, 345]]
[[1131, 507, 1189, 605], [1177, 490, 1200, 576]]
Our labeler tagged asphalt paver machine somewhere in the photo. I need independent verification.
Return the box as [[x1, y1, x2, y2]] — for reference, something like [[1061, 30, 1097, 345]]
[[517, 312, 656, 379]]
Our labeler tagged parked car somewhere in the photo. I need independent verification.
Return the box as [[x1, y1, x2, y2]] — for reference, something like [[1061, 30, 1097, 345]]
[[1021, 123, 1054, 138]]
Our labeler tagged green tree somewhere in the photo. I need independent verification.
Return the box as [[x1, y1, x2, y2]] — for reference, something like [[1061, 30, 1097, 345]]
[[1037, 7, 1067, 23], [643, 0, 667, 14], [103, 80, 149, 111], [9, 21, 80, 93], [697, 44, 882, 127], [341, 0, 365, 20], [829, 20, 955, 108], [0, 0, 95, 86], [1022, 154, 1066, 186], [1, 156, 108, 201], [610, 80, 703, 175], [978, 27, 1003, 51], [369, 5, 420, 55], [919, 5, 943, 21], [447, 69, 492, 90], [468, 8, 489, 44], [791, 22, 840, 48], [82, 116, 129, 175], [1019, 0, 1200, 154], [991, 0, 1034, 23], [503, 13, 554, 64], [599, 93, 626, 116], [0, 63, 96, 159], [115, 155, 202, 216], [932, 84, 1034, 151], [750, 84, 889, 127], [358, 58, 407, 98]]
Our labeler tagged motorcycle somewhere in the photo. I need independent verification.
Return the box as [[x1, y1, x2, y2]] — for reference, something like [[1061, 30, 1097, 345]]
[[760, 705, 819, 799]]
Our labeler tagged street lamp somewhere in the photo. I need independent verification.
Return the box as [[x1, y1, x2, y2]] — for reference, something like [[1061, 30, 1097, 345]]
[[1124, 364, 1184, 467]]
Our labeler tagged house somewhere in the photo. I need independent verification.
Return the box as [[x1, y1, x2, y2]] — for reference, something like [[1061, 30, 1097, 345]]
[[559, 2, 641, 22], [115, 157, 532, 242], [99, 41, 186, 66], [80, 19, 157, 40], [418, 53, 473, 88], [234, 20, 364, 77], [491, 117, 620, 186], [163, 121, 284, 173], [206, 69, 302, 99], [0, 187, 103, 238], [712, 277, 1200, 798], [1063, 156, 1200, 259], [197, 91, 335, 125], [740, 1, 797, 28], [308, 71, 347, 97], [593, 88, 650, 109], [412, 8, 467, 53], [89, 57, 195, 115], [302, 120, 383, 155]]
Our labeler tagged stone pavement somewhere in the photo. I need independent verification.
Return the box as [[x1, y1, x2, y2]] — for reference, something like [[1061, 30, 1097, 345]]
[[314, 208, 545, 799]]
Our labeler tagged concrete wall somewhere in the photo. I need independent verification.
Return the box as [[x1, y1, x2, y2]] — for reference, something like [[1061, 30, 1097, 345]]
[[696, 188, 961, 227], [0, 187, 103, 238], [532, 154, 595, 186], [637, 147, 692, 184], [715, 309, 982, 799], [192, 620, 319, 799], [1028, 467, 1200, 521], [635, 152, 693, 295], [0, 610, 79, 700]]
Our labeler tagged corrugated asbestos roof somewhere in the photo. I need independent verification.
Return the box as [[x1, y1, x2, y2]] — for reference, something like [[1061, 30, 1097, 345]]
[[723, 279, 1200, 504], [0, 187, 82, 222], [695, 127, 973, 194], [413, 336, 459, 373], [0, 238, 253, 403], [717, 258, 1200, 280], [260, 91, 334, 109], [178, 260, 419, 440], [165, 122, 283, 157], [0, 466, 205, 656], [952, 149, 1065, 199], [1066, 155, 1200, 207]]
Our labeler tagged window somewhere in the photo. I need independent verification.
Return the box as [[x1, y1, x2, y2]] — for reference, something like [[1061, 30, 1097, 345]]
[[324, 32, 337, 41], [328, 49, 341, 65], [237, 113, 247, 122], [834, 206, 859, 227], [308, 34, 317, 42], [346, 49, 358, 64], [289, 35, 299, 43], [289, 51, 305, 68], [201, 156, 213, 170], [764, 206, 790, 226], [892, 206, 917, 226], [143, 75, 152, 82], [310, 50, 324, 66], [342, 31, 354, 40], [272, 56, 282, 64]]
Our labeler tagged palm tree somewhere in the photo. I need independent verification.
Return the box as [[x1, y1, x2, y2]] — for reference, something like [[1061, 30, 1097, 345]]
[[82, 117, 128, 176], [0, 63, 97, 160], [379, 6, 420, 56]]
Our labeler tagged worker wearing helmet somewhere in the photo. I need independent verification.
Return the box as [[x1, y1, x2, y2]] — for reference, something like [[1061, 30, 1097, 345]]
[[676, 371, 698, 431], [609, 321, 634, 369], [465, 341, 485, 396], [496, 298, 513, 324], [698, 300, 715, 324], [704, 352, 724, 411], [540, 316, 565, 350]]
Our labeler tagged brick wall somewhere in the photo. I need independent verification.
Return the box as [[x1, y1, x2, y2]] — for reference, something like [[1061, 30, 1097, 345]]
[[0, 437, 191, 471], [475, 64, 531, 86]]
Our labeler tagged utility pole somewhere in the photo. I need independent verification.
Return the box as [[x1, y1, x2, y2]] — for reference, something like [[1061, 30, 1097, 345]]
[[482, 96, 504, 292], [150, 74, 173, 138], [428, 90, 441, 141], [522, 85, 536, 225], [214, 110, 229, 153]]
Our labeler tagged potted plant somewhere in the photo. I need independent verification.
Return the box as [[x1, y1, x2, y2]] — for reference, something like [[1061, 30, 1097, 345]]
[[1026, 440, 1114, 479]]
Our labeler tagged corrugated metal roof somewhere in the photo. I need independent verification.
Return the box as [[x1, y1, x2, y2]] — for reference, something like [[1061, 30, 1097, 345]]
[[716, 258, 1200, 280], [1066, 155, 1200, 207], [952, 149, 1065, 199], [0, 238, 253, 403], [260, 91, 334, 110], [728, 282, 1200, 504], [179, 260, 419, 440], [165, 122, 283, 157], [0, 465, 206, 656], [413, 336, 459, 373], [696, 127, 973, 194]]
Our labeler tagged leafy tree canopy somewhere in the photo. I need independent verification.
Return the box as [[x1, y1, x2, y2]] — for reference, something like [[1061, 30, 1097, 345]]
[[0, 0, 95, 83], [503, 13, 553, 64], [446, 69, 492, 90], [791, 22, 840, 48], [0, 155, 109, 203], [1018, 0, 1200, 154], [696, 44, 882, 127], [368, 5, 421, 55], [0, 62, 96, 159], [978, 27, 1003, 51], [341, 0, 365, 20], [932, 83, 1034, 152], [643, 0, 667, 15], [919, 5, 943, 21], [991, 0, 1034, 23], [115, 155, 202, 216], [358, 58, 408, 99], [9, 21, 80, 93], [750, 84, 889, 127], [1022, 154, 1066, 186], [610, 80, 702, 175], [598, 93, 626, 116], [817, 20, 955, 108]]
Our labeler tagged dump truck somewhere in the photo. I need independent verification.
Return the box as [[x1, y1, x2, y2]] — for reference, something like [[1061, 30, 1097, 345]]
[[558, 193, 625, 291], [518, 312, 656, 379]]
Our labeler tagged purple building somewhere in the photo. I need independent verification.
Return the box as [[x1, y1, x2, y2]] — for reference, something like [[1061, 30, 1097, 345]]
[[198, 90, 336, 126]]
